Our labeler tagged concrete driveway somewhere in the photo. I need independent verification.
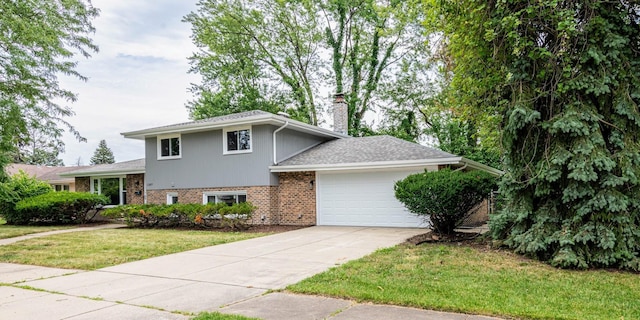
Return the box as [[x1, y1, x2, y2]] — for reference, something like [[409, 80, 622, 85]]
[[0, 226, 424, 319]]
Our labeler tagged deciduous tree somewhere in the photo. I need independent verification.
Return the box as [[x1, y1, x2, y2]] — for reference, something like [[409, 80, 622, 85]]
[[0, 0, 98, 178], [184, 0, 430, 136]]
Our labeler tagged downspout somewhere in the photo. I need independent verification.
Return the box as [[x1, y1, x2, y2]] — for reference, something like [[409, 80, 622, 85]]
[[453, 163, 468, 172], [273, 121, 289, 165]]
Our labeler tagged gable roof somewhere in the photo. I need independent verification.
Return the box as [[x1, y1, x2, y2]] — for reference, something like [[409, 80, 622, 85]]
[[121, 110, 347, 140], [59, 159, 145, 177], [271, 135, 503, 175], [5, 164, 88, 184]]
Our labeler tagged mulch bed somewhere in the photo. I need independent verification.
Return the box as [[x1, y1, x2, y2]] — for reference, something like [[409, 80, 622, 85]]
[[406, 230, 482, 245]]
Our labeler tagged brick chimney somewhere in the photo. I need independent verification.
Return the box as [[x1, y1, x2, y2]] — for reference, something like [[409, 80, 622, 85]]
[[333, 93, 348, 135]]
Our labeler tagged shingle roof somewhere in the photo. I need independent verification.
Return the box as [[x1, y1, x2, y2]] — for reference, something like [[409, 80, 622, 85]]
[[121, 110, 347, 140], [277, 135, 457, 166], [60, 159, 145, 177], [5, 164, 89, 183], [137, 110, 271, 132]]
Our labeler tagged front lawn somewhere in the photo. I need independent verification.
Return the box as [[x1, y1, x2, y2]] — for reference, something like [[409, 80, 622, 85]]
[[288, 242, 640, 320], [0, 229, 267, 270], [0, 217, 74, 240]]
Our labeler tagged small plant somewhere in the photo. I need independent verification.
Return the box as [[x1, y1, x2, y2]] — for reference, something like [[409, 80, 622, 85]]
[[394, 169, 497, 235], [102, 202, 256, 229], [0, 171, 53, 224], [14, 192, 109, 224]]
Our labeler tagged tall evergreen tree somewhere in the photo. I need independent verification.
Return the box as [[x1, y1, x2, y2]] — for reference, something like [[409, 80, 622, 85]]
[[441, 0, 640, 269], [90, 140, 115, 165]]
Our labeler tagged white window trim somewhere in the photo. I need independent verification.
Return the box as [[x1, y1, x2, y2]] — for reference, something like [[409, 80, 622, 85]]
[[223, 126, 252, 155], [157, 134, 182, 160], [167, 192, 179, 204], [90, 176, 126, 206], [202, 191, 247, 204]]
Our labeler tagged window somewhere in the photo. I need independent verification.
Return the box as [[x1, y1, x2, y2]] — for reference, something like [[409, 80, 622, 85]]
[[157, 134, 181, 159], [52, 184, 70, 192], [203, 192, 247, 205], [91, 177, 126, 206], [223, 126, 251, 154], [167, 193, 178, 204]]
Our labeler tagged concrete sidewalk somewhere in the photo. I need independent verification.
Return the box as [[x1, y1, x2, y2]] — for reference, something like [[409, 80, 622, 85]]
[[0, 226, 501, 319]]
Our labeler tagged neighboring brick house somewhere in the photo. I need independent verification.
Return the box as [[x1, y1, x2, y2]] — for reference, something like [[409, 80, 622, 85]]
[[5, 164, 90, 192], [62, 96, 501, 227]]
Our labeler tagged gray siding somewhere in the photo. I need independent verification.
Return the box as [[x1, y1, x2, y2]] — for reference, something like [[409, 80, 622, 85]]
[[145, 125, 277, 190], [275, 128, 329, 163]]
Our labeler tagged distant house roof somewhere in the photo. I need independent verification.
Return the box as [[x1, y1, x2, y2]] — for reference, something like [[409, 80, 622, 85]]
[[271, 135, 503, 175], [5, 164, 88, 184], [121, 110, 347, 140], [60, 159, 145, 177]]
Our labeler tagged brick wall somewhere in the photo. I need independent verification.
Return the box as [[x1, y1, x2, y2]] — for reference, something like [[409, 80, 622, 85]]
[[75, 177, 90, 192], [126, 174, 145, 205], [146, 186, 279, 225], [277, 171, 316, 226]]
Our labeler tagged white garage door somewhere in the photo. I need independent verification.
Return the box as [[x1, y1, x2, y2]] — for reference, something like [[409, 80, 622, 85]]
[[317, 170, 428, 227]]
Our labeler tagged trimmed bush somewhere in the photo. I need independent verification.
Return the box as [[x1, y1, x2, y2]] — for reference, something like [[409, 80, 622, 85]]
[[394, 169, 497, 235], [102, 202, 256, 229], [15, 192, 109, 225], [0, 171, 53, 224]]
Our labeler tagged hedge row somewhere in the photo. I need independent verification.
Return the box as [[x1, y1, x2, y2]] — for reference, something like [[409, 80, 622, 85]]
[[10, 192, 109, 225], [101, 202, 256, 229]]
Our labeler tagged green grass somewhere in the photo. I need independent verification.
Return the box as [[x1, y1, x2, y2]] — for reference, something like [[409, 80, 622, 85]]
[[192, 312, 259, 320], [0, 218, 74, 239], [0, 228, 267, 270], [288, 242, 640, 320]]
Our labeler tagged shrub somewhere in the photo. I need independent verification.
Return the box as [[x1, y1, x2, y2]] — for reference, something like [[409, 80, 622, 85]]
[[102, 202, 256, 229], [0, 171, 53, 224], [394, 169, 497, 235], [14, 192, 109, 225]]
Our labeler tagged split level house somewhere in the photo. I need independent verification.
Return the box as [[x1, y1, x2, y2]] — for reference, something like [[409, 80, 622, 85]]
[[62, 95, 501, 228]]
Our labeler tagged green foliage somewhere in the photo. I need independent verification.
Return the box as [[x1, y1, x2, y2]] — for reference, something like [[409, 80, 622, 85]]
[[10, 126, 65, 166], [394, 169, 497, 234], [0, 0, 98, 175], [184, 0, 431, 137], [0, 171, 53, 224], [89, 140, 115, 165], [102, 202, 257, 229], [12, 192, 108, 225], [442, 0, 640, 269]]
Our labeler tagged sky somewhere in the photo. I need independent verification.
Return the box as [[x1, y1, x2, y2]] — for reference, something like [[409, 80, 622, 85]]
[[59, 0, 200, 166]]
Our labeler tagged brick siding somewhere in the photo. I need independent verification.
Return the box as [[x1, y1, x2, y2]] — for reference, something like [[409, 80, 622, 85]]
[[277, 171, 316, 226], [146, 186, 279, 225], [126, 174, 145, 205], [75, 177, 90, 192]]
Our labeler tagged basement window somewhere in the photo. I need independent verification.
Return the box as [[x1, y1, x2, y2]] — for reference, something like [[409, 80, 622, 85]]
[[203, 192, 247, 205]]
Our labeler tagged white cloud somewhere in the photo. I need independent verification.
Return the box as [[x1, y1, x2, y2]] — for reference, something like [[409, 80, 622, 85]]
[[59, 0, 200, 165]]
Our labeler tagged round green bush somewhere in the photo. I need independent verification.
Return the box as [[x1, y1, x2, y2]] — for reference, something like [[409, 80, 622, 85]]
[[394, 169, 497, 234]]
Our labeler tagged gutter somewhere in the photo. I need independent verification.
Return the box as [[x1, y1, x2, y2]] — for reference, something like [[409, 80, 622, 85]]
[[460, 157, 504, 176], [270, 157, 463, 172], [273, 121, 289, 164]]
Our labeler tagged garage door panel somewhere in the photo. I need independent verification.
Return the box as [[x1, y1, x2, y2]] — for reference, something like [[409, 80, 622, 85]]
[[317, 170, 427, 228]]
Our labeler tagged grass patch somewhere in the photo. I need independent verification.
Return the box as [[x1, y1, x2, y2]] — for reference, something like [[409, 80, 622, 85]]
[[288, 242, 640, 320], [0, 218, 74, 239], [192, 312, 259, 320], [0, 228, 267, 270]]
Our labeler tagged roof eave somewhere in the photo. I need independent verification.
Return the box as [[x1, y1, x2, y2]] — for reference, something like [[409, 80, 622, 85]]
[[122, 114, 347, 140], [60, 169, 145, 178], [269, 157, 463, 172], [460, 158, 505, 176]]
